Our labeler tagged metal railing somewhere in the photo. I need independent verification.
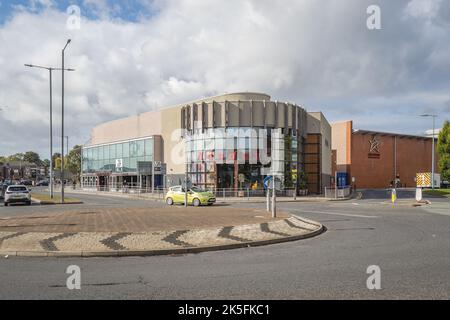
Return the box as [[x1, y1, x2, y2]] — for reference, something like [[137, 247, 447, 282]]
[[76, 185, 313, 200]]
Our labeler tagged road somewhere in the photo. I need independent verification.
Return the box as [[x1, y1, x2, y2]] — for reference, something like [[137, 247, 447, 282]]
[[0, 189, 449, 299]]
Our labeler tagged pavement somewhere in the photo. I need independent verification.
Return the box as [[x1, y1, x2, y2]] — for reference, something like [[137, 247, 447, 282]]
[[0, 188, 448, 299], [0, 206, 323, 257]]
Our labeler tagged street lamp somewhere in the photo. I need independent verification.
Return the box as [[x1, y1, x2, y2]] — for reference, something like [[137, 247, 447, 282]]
[[24, 63, 75, 198], [65, 136, 69, 156], [420, 114, 438, 189], [61, 39, 72, 203]]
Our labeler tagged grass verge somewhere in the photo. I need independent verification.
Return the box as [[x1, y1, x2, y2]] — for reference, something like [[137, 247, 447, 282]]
[[423, 189, 450, 198]]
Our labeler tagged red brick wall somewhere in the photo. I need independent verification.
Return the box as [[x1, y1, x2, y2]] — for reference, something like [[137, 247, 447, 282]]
[[350, 133, 438, 189]]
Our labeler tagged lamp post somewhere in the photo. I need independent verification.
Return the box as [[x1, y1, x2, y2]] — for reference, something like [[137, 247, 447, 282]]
[[61, 39, 72, 203], [184, 131, 189, 208], [65, 136, 69, 156], [24, 63, 74, 198], [420, 114, 438, 189]]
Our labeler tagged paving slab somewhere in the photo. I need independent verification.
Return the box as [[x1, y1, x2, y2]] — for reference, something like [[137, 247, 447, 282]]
[[0, 207, 324, 257]]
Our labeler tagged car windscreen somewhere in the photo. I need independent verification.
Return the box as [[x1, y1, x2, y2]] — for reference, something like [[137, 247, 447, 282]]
[[8, 186, 27, 192]]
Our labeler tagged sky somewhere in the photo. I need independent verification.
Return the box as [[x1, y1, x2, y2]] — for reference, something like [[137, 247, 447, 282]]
[[0, 0, 449, 159]]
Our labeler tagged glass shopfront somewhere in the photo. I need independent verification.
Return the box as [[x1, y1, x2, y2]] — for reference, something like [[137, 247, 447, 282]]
[[81, 137, 154, 189], [186, 127, 301, 190]]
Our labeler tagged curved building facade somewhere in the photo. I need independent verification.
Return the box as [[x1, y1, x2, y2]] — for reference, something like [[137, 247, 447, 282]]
[[82, 93, 332, 194]]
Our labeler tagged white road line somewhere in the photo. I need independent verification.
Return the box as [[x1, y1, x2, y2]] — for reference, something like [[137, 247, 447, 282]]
[[286, 209, 379, 219]]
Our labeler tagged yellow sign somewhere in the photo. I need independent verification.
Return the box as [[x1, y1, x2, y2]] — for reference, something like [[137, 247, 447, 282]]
[[291, 169, 298, 181], [416, 173, 431, 188]]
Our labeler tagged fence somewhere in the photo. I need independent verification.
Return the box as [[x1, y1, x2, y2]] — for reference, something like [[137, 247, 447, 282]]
[[75, 185, 312, 200], [324, 186, 352, 199]]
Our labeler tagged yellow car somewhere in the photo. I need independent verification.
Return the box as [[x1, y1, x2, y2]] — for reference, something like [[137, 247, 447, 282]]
[[165, 186, 216, 206]]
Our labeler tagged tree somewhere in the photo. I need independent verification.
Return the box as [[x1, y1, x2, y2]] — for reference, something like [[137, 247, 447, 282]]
[[66, 145, 82, 182], [42, 159, 51, 168], [437, 120, 450, 183], [23, 151, 41, 165], [8, 153, 24, 162]]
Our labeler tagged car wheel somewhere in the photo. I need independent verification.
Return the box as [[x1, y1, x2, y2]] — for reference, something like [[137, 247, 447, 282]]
[[208, 203, 213, 206], [4, 202, 8, 207], [166, 197, 174, 206], [26, 201, 32, 206], [193, 198, 201, 207]]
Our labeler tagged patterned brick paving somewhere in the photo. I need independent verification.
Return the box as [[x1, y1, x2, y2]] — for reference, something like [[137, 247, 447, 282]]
[[0, 207, 288, 233], [0, 207, 324, 256]]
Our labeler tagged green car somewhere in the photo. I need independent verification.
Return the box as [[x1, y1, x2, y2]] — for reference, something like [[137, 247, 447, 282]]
[[165, 186, 216, 206]]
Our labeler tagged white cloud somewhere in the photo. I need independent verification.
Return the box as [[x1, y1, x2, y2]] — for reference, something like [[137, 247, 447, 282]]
[[404, 0, 442, 19], [0, 0, 449, 158]]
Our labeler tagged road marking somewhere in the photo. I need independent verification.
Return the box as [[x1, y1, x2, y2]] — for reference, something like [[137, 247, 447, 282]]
[[286, 209, 379, 219]]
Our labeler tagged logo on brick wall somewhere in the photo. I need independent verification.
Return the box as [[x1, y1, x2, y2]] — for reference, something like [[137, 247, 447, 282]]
[[368, 136, 380, 159]]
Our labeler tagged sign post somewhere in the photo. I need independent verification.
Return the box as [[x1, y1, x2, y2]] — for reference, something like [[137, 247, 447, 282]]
[[264, 176, 272, 213], [415, 187, 423, 202]]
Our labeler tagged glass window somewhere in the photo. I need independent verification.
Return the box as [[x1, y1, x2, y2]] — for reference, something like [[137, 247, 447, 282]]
[[145, 139, 153, 156], [195, 138, 203, 151], [123, 142, 130, 158], [144, 154, 153, 162], [238, 137, 246, 150], [116, 143, 123, 158], [109, 144, 116, 159], [137, 140, 144, 157], [204, 138, 214, 151], [103, 145, 109, 160], [130, 141, 137, 157], [123, 158, 129, 172], [92, 148, 97, 161], [129, 157, 137, 171]]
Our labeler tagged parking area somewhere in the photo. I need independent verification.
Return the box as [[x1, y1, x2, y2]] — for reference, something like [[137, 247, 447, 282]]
[[0, 186, 166, 218]]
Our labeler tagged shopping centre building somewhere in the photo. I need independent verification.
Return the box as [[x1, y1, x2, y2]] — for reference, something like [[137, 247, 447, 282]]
[[331, 120, 439, 189], [81, 92, 332, 194]]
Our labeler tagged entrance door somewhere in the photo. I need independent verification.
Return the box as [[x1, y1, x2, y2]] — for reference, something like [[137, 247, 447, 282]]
[[98, 175, 109, 191], [217, 164, 234, 189]]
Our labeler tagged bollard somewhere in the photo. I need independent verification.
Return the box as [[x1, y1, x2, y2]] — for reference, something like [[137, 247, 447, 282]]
[[391, 188, 397, 204]]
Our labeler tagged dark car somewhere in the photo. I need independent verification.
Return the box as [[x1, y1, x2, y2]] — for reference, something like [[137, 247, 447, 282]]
[[20, 180, 33, 186], [36, 180, 49, 186]]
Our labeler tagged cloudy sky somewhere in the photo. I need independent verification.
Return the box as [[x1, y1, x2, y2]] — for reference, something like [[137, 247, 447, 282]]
[[0, 0, 449, 159]]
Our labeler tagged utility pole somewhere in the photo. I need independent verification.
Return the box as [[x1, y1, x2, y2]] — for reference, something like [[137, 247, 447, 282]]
[[61, 39, 72, 203], [24, 64, 74, 198], [420, 114, 438, 190]]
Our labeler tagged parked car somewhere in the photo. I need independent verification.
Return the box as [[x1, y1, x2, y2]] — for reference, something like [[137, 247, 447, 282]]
[[4, 185, 32, 206], [165, 186, 216, 206], [0, 182, 12, 199], [36, 180, 49, 186], [20, 179, 33, 186]]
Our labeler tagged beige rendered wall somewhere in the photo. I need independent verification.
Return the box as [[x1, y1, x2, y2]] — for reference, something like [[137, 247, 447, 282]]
[[90, 111, 162, 145], [331, 121, 353, 172]]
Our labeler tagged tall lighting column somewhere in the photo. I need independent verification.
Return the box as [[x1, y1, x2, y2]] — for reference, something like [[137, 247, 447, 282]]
[[61, 39, 72, 203], [24, 64, 74, 198]]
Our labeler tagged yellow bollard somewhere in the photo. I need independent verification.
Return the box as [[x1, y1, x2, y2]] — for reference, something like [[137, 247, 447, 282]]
[[391, 188, 397, 204]]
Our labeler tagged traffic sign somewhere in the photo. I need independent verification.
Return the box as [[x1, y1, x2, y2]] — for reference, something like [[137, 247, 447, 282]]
[[264, 176, 272, 189]]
